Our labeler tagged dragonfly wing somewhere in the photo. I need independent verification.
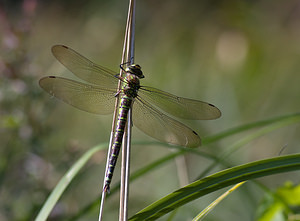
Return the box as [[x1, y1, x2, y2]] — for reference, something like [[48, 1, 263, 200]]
[[39, 76, 116, 114], [132, 96, 201, 148], [138, 86, 221, 120], [52, 45, 118, 88]]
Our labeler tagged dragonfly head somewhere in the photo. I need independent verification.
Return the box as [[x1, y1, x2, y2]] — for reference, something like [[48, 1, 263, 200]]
[[126, 64, 144, 79]]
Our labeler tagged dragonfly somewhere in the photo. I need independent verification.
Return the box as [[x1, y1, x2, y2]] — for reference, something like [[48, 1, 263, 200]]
[[39, 45, 221, 192]]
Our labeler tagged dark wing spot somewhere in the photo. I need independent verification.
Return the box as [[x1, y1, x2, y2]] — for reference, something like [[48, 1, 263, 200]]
[[192, 130, 199, 136], [49, 76, 56, 78], [208, 103, 216, 107], [62, 45, 69, 49]]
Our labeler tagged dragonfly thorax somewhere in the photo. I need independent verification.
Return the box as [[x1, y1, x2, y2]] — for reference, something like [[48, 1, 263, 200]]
[[123, 75, 140, 98]]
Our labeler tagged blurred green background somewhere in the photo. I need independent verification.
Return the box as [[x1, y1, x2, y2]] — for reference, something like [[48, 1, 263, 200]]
[[1, 0, 300, 220]]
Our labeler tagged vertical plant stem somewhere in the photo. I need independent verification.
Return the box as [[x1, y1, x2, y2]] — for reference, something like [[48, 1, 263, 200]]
[[98, 0, 136, 220], [175, 155, 189, 187], [120, 0, 136, 220], [120, 108, 132, 221]]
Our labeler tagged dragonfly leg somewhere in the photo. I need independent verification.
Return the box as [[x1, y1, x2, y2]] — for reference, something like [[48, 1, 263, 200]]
[[120, 59, 134, 71], [114, 90, 122, 97], [114, 74, 128, 84], [120, 64, 126, 72]]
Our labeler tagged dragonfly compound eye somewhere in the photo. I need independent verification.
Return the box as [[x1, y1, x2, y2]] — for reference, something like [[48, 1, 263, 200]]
[[127, 64, 144, 78]]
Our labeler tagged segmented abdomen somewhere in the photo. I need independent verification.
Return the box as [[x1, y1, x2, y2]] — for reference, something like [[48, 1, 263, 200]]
[[103, 95, 133, 192]]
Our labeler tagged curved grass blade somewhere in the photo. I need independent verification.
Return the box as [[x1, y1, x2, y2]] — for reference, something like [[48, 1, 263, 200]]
[[198, 112, 300, 179], [133, 97, 201, 148], [35, 143, 108, 221], [192, 182, 246, 221], [203, 112, 300, 145], [52, 45, 118, 88], [139, 86, 221, 120], [129, 154, 300, 221], [39, 76, 116, 114]]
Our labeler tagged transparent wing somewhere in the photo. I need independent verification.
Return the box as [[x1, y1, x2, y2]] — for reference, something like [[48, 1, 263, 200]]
[[39, 76, 116, 114], [138, 86, 221, 120], [133, 96, 201, 148], [52, 45, 118, 88]]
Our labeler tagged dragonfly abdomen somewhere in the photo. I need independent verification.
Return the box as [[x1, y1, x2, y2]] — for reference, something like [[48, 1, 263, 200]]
[[103, 95, 133, 192]]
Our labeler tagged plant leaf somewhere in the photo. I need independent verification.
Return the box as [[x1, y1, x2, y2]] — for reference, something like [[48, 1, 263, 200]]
[[35, 143, 107, 221], [129, 154, 300, 221]]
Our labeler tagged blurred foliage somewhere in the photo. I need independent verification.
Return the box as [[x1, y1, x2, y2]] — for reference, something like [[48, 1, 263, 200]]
[[256, 182, 300, 221], [0, 0, 300, 220]]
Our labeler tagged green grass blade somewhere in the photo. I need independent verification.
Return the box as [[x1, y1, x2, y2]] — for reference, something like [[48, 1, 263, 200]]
[[192, 182, 246, 221], [129, 154, 300, 221], [35, 143, 107, 221], [198, 112, 300, 178], [203, 112, 300, 145]]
